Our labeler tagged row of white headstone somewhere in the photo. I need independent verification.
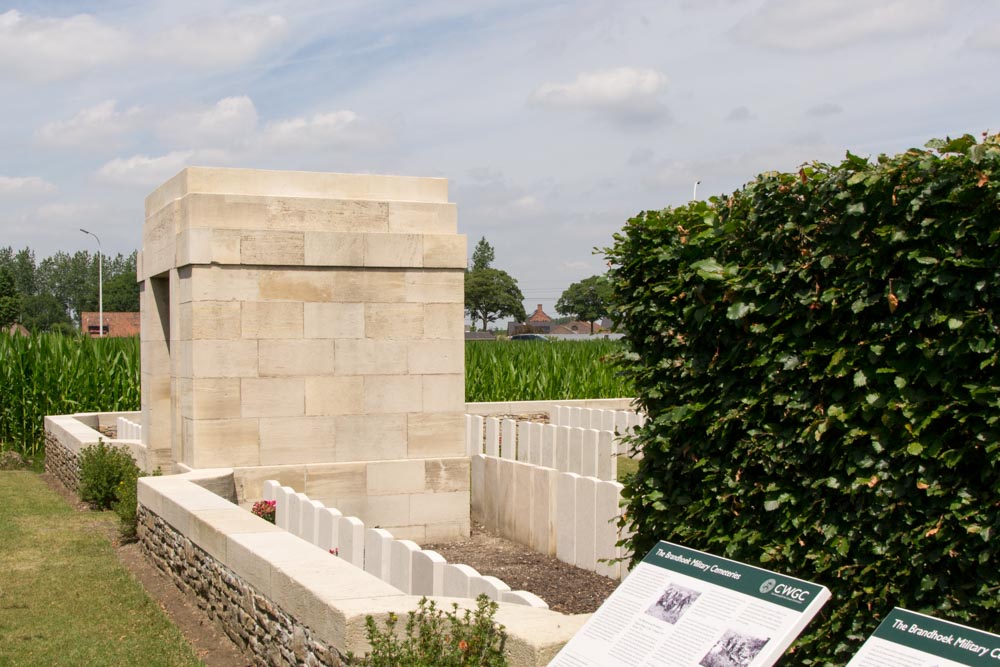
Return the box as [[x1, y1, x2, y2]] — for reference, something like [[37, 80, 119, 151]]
[[262, 480, 548, 608], [471, 454, 629, 580], [550, 406, 645, 435], [116, 416, 142, 441], [466, 415, 636, 481]]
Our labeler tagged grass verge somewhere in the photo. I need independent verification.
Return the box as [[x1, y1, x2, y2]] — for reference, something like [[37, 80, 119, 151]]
[[0, 471, 203, 667]]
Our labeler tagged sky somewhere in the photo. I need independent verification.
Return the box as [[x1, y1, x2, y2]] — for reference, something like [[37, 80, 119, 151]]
[[1, 0, 999, 320]]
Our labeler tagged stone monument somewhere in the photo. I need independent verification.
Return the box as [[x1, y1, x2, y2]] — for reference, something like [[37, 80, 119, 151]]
[[139, 167, 469, 540]]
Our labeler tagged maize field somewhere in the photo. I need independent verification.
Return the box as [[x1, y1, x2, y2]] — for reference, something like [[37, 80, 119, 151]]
[[0, 334, 631, 457], [0, 334, 140, 457]]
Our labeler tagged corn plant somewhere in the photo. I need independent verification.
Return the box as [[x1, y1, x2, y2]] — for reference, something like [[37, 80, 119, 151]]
[[0, 333, 140, 457], [465, 339, 632, 402]]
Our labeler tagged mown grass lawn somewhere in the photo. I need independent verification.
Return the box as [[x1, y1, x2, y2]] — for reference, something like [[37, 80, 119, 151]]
[[0, 471, 203, 667]]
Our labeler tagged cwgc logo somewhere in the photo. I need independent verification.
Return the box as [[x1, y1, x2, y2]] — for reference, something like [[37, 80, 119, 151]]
[[759, 578, 777, 594]]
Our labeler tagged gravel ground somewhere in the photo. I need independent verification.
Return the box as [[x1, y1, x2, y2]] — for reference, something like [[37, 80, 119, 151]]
[[424, 521, 620, 615]]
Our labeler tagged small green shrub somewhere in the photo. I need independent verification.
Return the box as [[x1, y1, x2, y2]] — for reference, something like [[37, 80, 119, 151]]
[[78, 441, 138, 510], [114, 466, 160, 540], [350, 595, 507, 666]]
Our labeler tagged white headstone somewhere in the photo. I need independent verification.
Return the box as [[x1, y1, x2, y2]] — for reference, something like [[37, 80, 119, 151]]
[[338, 516, 365, 567], [411, 549, 447, 596], [389, 539, 420, 593], [364, 527, 394, 581], [484, 418, 500, 457], [443, 563, 479, 598], [317, 507, 342, 553], [556, 473, 580, 564], [575, 477, 598, 571]]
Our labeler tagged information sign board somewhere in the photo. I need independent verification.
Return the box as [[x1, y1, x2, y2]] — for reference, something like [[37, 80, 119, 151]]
[[550, 541, 831, 667], [847, 608, 1000, 666]]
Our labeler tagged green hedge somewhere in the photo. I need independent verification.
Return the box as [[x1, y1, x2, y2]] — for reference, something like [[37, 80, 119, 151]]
[[606, 134, 999, 664]]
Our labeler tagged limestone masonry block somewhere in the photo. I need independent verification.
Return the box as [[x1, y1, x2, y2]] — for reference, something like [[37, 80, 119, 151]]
[[367, 459, 426, 495], [303, 302, 364, 339], [407, 413, 465, 458], [423, 303, 464, 340], [241, 301, 303, 339], [411, 491, 470, 524], [421, 374, 464, 413], [422, 234, 468, 268], [365, 302, 424, 340], [259, 269, 333, 302], [403, 270, 463, 304], [365, 233, 422, 268], [241, 230, 304, 265], [304, 376, 363, 416], [188, 418, 260, 468], [185, 301, 241, 340], [408, 340, 463, 375], [333, 414, 406, 461], [363, 374, 422, 415], [241, 378, 304, 418], [423, 458, 469, 493], [189, 266, 261, 302], [236, 466, 306, 502], [334, 339, 407, 376], [258, 416, 336, 465], [191, 340, 259, 378], [188, 378, 241, 419], [387, 201, 457, 234], [304, 462, 367, 499], [303, 231, 366, 266], [258, 339, 336, 377]]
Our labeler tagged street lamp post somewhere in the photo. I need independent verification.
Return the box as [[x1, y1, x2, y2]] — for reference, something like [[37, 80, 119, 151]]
[[80, 229, 103, 338]]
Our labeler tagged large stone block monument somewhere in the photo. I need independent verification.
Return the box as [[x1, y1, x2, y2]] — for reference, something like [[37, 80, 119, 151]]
[[139, 167, 469, 540]]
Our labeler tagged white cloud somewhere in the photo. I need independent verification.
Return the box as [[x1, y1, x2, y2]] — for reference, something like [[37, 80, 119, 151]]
[[35, 202, 101, 221], [148, 15, 288, 67], [727, 106, 755, 122], [262, 110, 382, 148], [806, 102, 843, 117], [37, 100, 142, 147], [0, 10, 130, 81], [967, 22, 1000, 50], [0, 175, 56, 195], [96, 151, 196, 187], [161, 96, 259, 146], [530, 67, 669, 124], [734, 0, 948, 51]]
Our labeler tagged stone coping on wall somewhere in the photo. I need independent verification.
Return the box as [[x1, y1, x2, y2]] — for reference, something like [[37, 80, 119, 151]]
[[465, 398, 638, 416], [138, 471, 588, 665], [44, 411, 148, 468]]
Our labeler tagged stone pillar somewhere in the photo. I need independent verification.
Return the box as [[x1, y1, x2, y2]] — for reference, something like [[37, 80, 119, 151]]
[[139, 167, 469, 540]]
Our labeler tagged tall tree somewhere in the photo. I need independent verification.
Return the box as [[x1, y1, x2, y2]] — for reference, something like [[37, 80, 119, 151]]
[[464, 237, 526, 331], [0, 266, 20, 328], [555, 274, 613, 334], [465, 268, 527, 331], [471, 236, 495, 270]]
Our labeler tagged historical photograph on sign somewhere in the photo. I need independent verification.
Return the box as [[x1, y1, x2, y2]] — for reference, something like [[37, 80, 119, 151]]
[[699, 629, 770, 667], [645, 583, 702, 624]]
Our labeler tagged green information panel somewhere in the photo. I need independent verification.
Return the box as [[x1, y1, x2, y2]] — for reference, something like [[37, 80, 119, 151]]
[[847, 608, 1000, 666], [551, 541, 830, 666]]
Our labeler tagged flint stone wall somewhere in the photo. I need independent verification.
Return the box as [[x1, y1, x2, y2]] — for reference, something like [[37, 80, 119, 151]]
[[138, 505, 345, 667]]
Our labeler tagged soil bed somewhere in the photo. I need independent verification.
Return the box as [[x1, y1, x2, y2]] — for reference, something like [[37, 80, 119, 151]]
[[424, 521, 618, 615]]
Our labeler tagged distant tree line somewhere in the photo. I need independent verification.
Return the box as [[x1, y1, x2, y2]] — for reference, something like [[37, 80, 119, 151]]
[[463, 236, 614, 333], [0, 246, 139, 334]]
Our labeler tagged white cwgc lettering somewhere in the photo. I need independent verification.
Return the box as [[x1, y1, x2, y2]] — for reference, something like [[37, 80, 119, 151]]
[[709, 564, 741, 580]]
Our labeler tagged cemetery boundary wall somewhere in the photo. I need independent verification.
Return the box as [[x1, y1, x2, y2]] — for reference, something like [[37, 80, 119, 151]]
[[136, 471, 586, 666]]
